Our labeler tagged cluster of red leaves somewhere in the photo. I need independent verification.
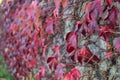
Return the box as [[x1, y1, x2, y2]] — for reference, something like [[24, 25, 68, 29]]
[[0, 0, 68, 79], [66, 0, 120, 65], [1, 0, 42, 78], [0, 0, 120, 80]]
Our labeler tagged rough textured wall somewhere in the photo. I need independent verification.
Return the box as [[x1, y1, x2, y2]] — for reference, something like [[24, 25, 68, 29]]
[[0, 0, 120, 80], [63, 1, 120, 80]]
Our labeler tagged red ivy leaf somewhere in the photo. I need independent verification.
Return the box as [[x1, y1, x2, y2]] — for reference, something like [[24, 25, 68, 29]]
[[70, 68, 81, 79], [99, 25, 114, 41], [77, 47, 100, 65], [64, 68, 81, 80], [45, 17, 54, 35], [66, 32, 77, 53], [84, 0, 102, 22], [47, 57, 58, 69], [108, 6, 118, 27], [106, 0, 112, 6], [64, 72, 72, 80], [113, 37, 120, 52], [84, 2, 92, 22]]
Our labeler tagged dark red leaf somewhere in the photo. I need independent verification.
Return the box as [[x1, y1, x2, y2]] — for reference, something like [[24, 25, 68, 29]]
[[66, 32, 77, 53], [70, 68, 81, 80], [77, 47, 100, 65], [106, 0, 112, 6], [47, 57, 58, 69], [66, 43, 76, 53]]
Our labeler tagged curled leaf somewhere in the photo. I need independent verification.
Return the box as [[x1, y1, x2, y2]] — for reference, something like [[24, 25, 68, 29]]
[[66, 32, 77, 53]]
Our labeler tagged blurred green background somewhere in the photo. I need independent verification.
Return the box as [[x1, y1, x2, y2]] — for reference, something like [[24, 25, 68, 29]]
[[0, 56, 13, 80]]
